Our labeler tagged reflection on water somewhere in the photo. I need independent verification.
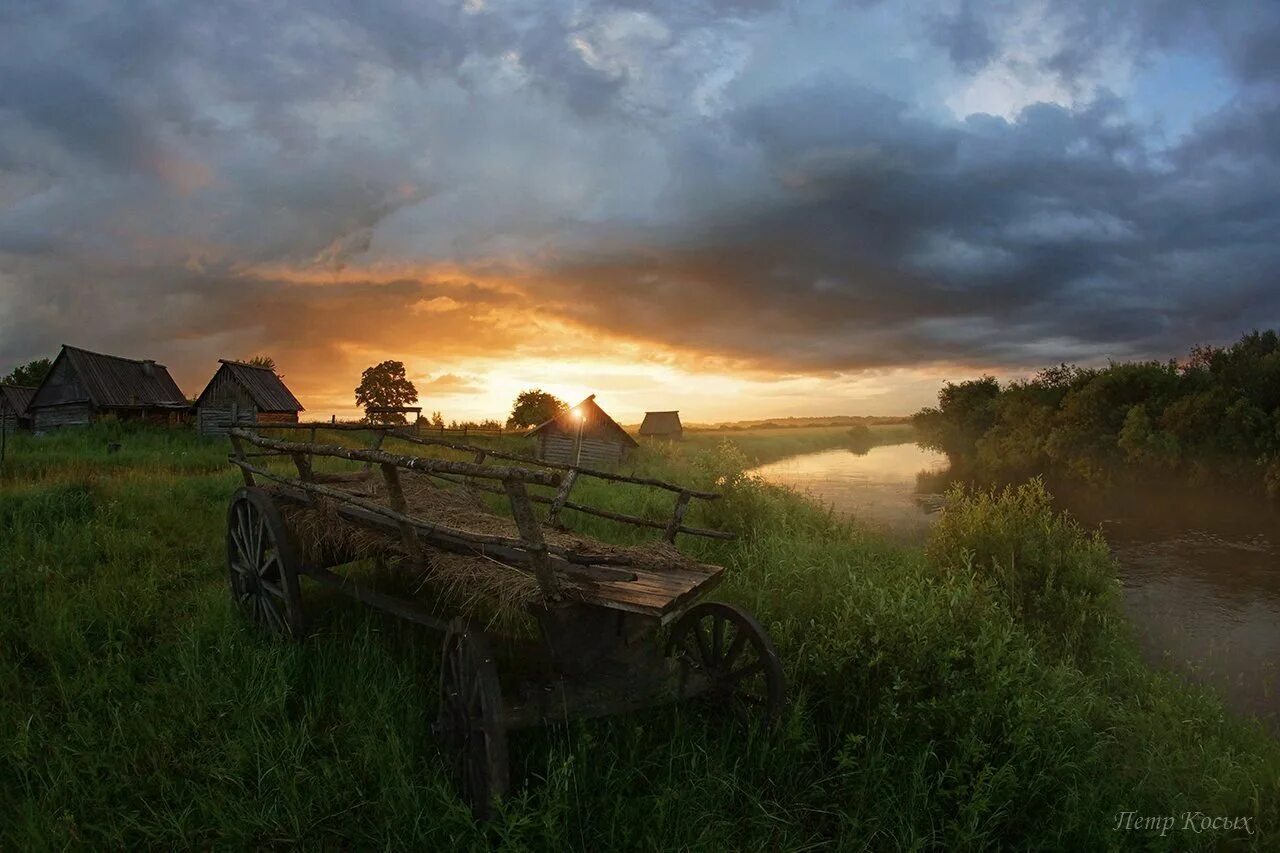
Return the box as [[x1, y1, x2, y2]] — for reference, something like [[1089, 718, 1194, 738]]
[[750, 443, 950, 542], [750, 443, 1280, 728]]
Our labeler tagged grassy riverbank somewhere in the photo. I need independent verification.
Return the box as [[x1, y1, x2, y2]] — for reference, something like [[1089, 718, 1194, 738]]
[[3, 424, 1277, 848], [684, 422, 917, 465]]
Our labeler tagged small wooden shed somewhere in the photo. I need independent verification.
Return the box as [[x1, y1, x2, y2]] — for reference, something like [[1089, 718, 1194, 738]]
[[528, 394, 638, 466], [639, 410, 683, 441], [195, 360, 304, 436], [27, 345, 189, 432], [0, 384, 35, 432]]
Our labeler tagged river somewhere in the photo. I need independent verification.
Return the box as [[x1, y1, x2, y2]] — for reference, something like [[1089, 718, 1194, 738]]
[[750, 443, 1280, 729]]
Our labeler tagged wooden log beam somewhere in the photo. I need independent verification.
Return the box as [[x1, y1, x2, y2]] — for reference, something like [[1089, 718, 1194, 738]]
[[424, 466, 732, 537], [388, 429, 721, 500], [425, 469, 734, 541], [241, 422, 722, 499], [503, 478, 560, 599], [229, 428, 561, 487], [230, 458, 534, 549], [228, 458, 641, 572]]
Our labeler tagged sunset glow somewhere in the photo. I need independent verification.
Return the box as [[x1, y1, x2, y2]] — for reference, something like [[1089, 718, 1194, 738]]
[[2, 2, 1276, 423]]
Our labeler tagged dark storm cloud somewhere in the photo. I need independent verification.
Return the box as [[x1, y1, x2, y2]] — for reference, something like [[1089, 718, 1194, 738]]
[[929, 1, 997, 73], [536, 76, 1280, 370], [1, 0, 1278, 382]]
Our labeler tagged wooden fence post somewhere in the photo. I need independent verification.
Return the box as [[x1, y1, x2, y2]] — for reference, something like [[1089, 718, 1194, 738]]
[[379, 463, 421, 561], [663, 491, 692, 543], [503, 478, 559, 599], [547, 468, 579, 528], [228, 432, 255, 487]]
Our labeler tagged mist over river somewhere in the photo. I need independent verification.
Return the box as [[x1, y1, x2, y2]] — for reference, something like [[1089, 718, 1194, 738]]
[[750, 443, 1280, 729]]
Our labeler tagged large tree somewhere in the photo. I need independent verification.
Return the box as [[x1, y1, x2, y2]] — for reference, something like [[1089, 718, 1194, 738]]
[[3, 358, 52, 387], [507, 389, 567, 429], [355, 360, 418, 424]]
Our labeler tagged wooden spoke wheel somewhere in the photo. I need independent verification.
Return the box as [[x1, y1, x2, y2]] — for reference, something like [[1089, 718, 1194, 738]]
[[226, 487, 304, 639], [436, 619, 509, 819], [667, 601, 785, 726]]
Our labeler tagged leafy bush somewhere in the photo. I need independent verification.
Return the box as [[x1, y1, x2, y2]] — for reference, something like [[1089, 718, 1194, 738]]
[[914, 329, 1280, 496], [926, 479, 1121, 664]]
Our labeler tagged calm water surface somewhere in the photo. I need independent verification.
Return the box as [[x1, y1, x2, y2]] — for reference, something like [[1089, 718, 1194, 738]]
[[750, 443, 1280, 728]]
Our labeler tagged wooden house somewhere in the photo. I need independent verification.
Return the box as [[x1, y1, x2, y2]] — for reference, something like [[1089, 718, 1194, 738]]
[[195, 359, 304, 436], [0, 384, 35, 432], [528, 394, 638, 466], [27, 345, 189, 432], [638, 410, 683, 441]]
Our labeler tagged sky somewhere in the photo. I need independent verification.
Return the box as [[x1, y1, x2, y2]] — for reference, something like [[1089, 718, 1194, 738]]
[[1, 0, 1277, 423]]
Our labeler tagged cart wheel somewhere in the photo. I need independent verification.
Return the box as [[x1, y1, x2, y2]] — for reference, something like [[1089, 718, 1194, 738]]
[[436, 619, 509, 819], [226, 487, 304, 639], [666, 602, 785, 726]]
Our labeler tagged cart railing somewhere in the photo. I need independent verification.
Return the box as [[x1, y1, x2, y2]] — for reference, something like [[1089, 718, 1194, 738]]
[[227, 427, 567, 597], [248, 421, 735, 543]]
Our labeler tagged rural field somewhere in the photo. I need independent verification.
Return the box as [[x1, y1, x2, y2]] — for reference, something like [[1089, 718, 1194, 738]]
[[3, 422, 1278, 849]]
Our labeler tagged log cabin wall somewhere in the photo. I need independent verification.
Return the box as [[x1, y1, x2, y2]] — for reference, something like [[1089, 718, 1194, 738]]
[[195, 361, 303, 436], [529, 396, 638, 466], [196, 367, 259, 436], [33, 402, 93, 431], [536, 432, 628, 466]]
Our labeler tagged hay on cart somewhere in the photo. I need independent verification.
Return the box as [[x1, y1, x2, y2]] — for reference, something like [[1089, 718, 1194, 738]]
[[269, 472, 709, 617]]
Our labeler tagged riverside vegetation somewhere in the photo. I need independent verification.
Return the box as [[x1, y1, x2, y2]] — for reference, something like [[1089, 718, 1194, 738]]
[[913, 329, 1280, 496], [3, 422, 1278, 849]]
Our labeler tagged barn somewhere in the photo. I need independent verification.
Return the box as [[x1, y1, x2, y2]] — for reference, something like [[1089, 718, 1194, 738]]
[[0, 384, 35, 432], [27, 345, 189, 432], [194, 359, 304, 436], [528, 394, 638, 467], [638, 410, 683, 441]]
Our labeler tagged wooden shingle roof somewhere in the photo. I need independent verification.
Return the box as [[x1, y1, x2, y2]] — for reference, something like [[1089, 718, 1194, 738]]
[[196, 360, 304, 412], [0, 384, 35, 416], [31, 345, 188, 409], [528, 394, 639, 448], [638, 410, 682, 436]]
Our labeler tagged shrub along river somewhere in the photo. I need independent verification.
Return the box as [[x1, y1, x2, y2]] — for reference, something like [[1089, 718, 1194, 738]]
[[751, 442, 1280, 729]]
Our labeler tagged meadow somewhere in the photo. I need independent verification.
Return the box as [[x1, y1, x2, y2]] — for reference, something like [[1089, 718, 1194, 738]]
[[3, 423, 1278, 849]]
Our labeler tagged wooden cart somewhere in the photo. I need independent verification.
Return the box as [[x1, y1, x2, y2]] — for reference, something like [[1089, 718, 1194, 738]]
[[224, 424, 784, 816]]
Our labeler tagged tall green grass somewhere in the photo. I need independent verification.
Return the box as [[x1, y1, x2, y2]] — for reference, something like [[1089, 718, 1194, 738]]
[[2, 425, 1276, 848]]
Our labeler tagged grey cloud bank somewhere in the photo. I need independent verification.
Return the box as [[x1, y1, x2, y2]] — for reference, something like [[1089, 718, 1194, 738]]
[[0, 0, 1277, 384]]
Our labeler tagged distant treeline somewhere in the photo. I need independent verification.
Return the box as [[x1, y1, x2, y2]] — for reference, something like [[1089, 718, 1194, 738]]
[[914, 330, 1280, 497], [688, 415, 911, 432]]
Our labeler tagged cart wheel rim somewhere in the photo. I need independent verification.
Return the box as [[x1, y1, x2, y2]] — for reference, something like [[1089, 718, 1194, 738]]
[[227, 487, 303, 639], [437, 620, 509, 818], [666, 601, 785, 726]]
